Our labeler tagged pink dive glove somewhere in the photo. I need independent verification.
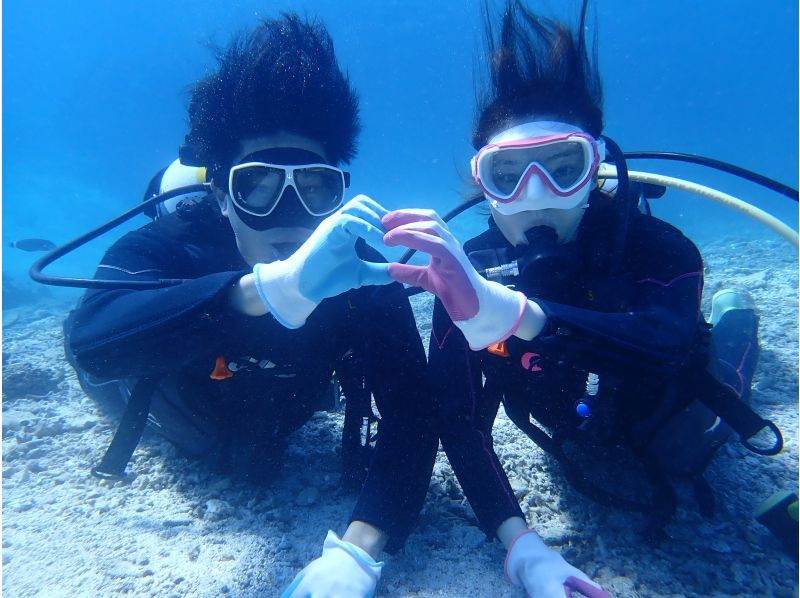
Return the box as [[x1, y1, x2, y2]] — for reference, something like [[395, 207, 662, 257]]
[[382, 209, 527, 350], [505, 530, 610, 598]]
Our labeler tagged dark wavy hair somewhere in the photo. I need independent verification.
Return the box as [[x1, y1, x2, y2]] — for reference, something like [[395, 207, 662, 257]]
[[185, 13, 360, 174], [473, 0, 603, 149]]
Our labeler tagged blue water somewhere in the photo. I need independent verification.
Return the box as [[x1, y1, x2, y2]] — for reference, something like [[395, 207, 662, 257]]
[[4, 0, 797, 304], [2, 3, 798, 596]]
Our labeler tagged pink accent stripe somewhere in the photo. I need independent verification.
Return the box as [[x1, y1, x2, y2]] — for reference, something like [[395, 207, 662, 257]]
[[503, 529, 537, 582], [484, 132, 583, 149], [463, 344, 517, 509], [473, 132, 599, 202], [465, 344, 478, 424], [478, 429, 513, 504], [431, 324, 455, 350], [737, 342, 752, 374], [635, 271, 702, 287], [636, 271, 703, 310], [722, 381, 742, 399], [721, 342, 752, 398]]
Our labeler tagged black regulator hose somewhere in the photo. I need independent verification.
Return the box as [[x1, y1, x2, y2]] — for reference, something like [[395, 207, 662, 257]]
[[397, 194, 486, 265], [624, 151, 798, 201], [28, 150, 798, 291], [602, 136, 631, 205], [599, 136, 631, 276], [29, 184, 210, 289]]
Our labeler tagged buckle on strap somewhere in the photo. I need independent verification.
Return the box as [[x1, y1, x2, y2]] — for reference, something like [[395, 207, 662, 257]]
[[741, 420, 783, 456]]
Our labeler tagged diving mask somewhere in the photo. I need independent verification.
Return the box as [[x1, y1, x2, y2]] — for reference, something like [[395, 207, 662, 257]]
[[472, 121, 605, 215], [229, 152, 350, 218]]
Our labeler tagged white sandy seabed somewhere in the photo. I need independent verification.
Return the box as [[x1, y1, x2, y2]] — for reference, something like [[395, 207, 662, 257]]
[[2, 236, 798, 597]]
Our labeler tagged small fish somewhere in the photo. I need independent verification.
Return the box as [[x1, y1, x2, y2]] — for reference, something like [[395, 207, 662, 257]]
[[8, 238, 57, 252]]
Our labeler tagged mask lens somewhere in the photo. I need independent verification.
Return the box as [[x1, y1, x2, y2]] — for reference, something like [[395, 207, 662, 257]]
[[294, 166, 345, 215], [490, 140, 588, 194], [231, 165, 285, 215], [490, 149, 530, 195]]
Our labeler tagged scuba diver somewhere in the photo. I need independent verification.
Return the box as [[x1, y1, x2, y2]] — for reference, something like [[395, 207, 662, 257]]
[[63, 14, 437, 597], [381, 1, 785, 596]]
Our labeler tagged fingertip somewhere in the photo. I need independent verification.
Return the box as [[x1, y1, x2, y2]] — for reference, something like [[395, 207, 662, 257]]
[[563, 576, 608, 598], [381, 208, 436, 231], [386, 262, 429, 290], [382, 228, 400, 247], [359, 261, 393, 287], [356, 195, 390, 216], [386, 261, 405, 278], [340, 202, 385, 230], [340, 213, 381, 237], [381, 210, 402, 230]]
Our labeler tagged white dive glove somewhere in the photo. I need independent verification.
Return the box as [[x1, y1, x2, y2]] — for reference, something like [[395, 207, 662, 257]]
[[505, 530, 609, 598], [254, 196, 392, 329], [281, 530, 384, 598]]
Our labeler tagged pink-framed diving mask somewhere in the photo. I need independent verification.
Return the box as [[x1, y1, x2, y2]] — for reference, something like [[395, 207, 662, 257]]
[[471, 121, 606, 215]]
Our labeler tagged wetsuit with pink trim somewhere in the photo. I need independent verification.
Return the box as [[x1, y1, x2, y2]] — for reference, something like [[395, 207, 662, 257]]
[[428, 193, 706, 537]]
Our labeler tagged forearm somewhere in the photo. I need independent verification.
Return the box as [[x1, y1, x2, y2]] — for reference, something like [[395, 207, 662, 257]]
[[497, 516, 529, 549], [513, 294, 697, 367], [66, 270, 300, 379], [342, 521, 388, 560], [349, 411, 438, 552], [430, 300, 524, 536], [347, 282, 438, 552], [228, 273, 268, 316], [532, 299, 699, 371], [69, 271, 245, 373], [514, 299, 547, 341], [440, 427, 525, 536]]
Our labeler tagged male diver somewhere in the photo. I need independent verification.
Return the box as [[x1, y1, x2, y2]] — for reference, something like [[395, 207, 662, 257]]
[[65, 14, 437, 597]]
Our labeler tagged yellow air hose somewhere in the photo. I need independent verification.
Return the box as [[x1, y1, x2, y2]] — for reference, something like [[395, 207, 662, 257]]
[[598, 164, 799, 248]]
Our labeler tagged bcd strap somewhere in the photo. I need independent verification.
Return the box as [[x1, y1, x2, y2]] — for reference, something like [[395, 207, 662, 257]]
[[91, 376, 159, 480], [696, 369, 783, 456], [338, 297, 377, 490], [339, 358, 376, 490]]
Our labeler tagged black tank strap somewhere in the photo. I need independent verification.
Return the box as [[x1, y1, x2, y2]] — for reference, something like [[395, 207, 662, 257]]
[[337, 295, 378, 490], [91, 376, 159, 480], [696, 369, 783, 456]]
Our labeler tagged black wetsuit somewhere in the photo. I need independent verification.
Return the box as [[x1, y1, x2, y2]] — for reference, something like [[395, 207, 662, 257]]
[[429, 194, 710, 537], [65, 201, 437, 551]]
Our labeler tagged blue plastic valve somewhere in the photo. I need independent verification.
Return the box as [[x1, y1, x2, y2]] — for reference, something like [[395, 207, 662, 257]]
[[576, 401, 592, 418]]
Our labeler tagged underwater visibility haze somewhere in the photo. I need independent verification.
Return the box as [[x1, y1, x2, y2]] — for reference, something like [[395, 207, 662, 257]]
[[2, 1, 798, 596], [4, 0, 798, 290]]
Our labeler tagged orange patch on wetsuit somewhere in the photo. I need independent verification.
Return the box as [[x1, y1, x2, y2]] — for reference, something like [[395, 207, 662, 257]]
[[210, 355, 234, 380], [487, 341, 509, 357]]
